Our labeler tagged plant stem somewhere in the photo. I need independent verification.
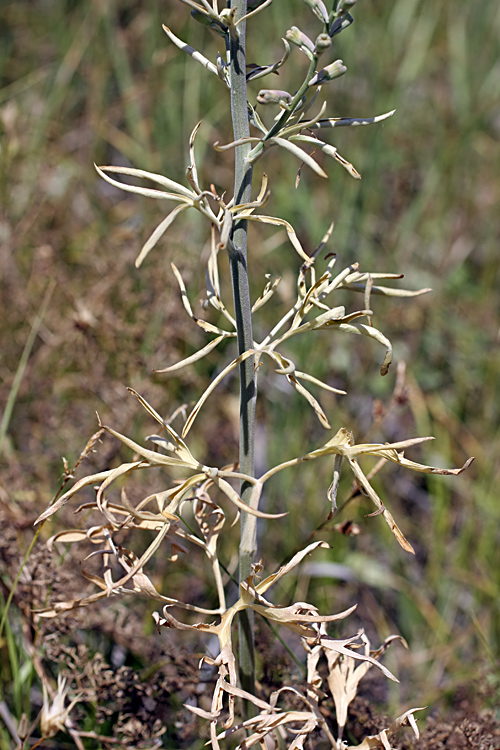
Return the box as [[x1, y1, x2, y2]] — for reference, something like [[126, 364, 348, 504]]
[[263, 54, 318, 142], [228, 0, 257, 697]]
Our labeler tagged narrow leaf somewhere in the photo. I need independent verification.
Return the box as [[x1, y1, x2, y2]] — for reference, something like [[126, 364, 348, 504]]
[[242, 213, 310, 262], [162, 25, 220, 79], [182, 350, 255, 437], [136, 204, 190, 267], [295, 370, 346, 395], [287, 374, 331, 429], [312, 110, 396, 130], [270, 136, 327, 178], [154, 335, 233, 373], [95, 164, 194, 199], [35, 469, 132, 524], [256, 541, 329, 594]]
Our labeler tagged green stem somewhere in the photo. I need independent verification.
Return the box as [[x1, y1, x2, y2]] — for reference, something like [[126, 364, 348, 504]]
[[247, 53, 318, 164], [263, 54, 318, 142], [228, 1, 257, 698]]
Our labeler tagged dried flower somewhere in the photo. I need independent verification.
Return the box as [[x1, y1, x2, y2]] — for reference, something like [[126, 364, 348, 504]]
[[40, 675, 80, 738]]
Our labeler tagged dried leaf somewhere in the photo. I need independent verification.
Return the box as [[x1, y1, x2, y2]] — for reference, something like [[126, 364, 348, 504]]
[[252, 275, 281, 313], [47, 530, 88, 548], [270, 136, 328, 178], [294, 370, 346, 395], [241, 213, 311, 262], [255, 542, 329, 595], [291, 134, 361, 179], [326, 633, 407, 739], [128, 388, 198, 464], [345, 707, 426, 749], [101, 421, 198, 470], [347, 456, 415, 554], [312, 109, 396, 131], [213, 474, 285, 520], [182, 350, 255, 437], [95, 164, 194, 200], [158, 337, 234, 374], [35, 467, 143, 524], [287, 374, 331, 429], [136, 204, 190, 267], [162, 24, 220, 79]]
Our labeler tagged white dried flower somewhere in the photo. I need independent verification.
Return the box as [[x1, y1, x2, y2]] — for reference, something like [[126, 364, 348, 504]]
[[41, 675, 80, 738]]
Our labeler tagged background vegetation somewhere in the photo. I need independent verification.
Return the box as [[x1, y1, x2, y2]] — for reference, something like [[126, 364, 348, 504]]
[[1, 0, 499, 747]]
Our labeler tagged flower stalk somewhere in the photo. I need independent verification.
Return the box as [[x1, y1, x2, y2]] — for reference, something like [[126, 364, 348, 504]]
[[228, 0, 258, 701]]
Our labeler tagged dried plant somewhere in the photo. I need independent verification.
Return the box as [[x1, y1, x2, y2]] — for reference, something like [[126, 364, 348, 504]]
[[32, 1, 474, 747]]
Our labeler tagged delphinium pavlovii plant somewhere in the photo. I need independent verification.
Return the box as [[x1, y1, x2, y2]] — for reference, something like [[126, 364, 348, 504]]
[[34, 0, 474, 747]]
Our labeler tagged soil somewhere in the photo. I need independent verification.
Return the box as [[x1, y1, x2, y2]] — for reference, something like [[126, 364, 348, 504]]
[[348, 692, 500, 749]]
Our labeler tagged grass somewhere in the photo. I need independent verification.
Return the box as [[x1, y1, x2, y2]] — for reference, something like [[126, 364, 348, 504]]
[[0, 0, 499, 746]]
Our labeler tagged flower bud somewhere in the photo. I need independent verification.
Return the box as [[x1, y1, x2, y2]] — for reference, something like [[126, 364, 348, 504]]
[[256, 89, 293, 106], [285, 26, 315, 54], [219, 7, 236, 25], [337, 0, 357, 11], [329, 13, 354, 38], [308, 59, 347, 86], [301, 0, 329, 25], [314, 33, 332, 55], [190, 9, 227, 35]]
